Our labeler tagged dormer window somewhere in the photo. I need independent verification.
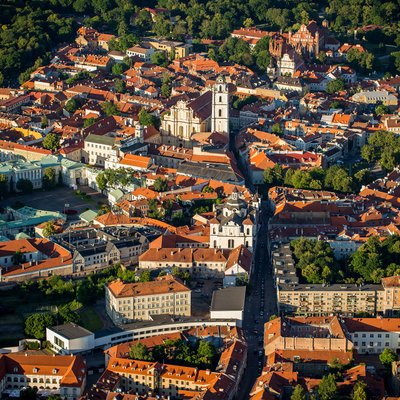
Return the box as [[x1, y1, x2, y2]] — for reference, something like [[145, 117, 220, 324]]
[[13, 367, 18, 373], [33, 368, 38, 373], [53, 368, 58, 374]]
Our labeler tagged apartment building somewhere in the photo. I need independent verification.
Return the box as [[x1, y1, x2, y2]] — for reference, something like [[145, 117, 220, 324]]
[[105, 275, 191, 324], [273, 243, 385, 316], [0, 353, 86, 400], [343, 318, 400, 355]]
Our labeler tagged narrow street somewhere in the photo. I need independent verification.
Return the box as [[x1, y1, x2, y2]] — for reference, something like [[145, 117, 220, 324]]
[[237, 203, 277, 398]]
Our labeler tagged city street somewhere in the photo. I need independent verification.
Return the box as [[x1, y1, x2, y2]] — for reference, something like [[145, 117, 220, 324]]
[[237, 203, 277, 398]]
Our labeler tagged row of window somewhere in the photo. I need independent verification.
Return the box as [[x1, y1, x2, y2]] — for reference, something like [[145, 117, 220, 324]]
[[353, 333, 391, 338]]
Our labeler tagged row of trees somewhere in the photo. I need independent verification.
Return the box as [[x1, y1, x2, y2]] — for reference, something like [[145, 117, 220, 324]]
[[2, 0, 399, 83], [291, 235, 400, 285], [349, 236, 400, 283], [291, 375, 368, 400], [361, 130, 400, 171], [264, 165, 358, 193], [129, 338, 216, 369]]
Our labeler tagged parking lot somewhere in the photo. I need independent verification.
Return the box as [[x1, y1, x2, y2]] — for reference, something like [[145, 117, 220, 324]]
[[0, 186, 107, 217], [191, 277, 223, 317]]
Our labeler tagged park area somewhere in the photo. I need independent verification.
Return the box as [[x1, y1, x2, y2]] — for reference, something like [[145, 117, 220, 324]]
[[0, 273, 113, 348]]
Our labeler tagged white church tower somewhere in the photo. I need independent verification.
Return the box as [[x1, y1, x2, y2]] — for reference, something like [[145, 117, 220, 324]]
[[211, 75, 229, 136]]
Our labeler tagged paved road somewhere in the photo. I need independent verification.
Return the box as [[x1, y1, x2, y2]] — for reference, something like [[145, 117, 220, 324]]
[[237, 204, 277, 398]]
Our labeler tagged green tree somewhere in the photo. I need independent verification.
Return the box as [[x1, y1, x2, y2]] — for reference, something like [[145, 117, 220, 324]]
[[351, 382, 367, 400], [42, 133, 60, 151], [115, 79, 126, 93], [96, 172, 108, 191], [151, 52, 168, 67], [129, 342, 153, 360], [139, 270, 151, 282], [326, 79, 345, 94], [84, 117, 97, 128], [379, 348, 398, 366], [0, 174, 9, 195], [24, 312, 56, 340], [76, 279, 97, 306], [375, 104, 391, 116], [0, 71, 4, 87], [101, 101, 120, 116], [154, 177, 168, 192], [20, 387, 38, 400], [16, 179, 33, 193], [42, 220, 56, 237], [161, 74, 172, 98], [243, 18, 254, 28], [171, 266, 191, 283], [134, 9, 153, 32], [202, 185, 214, 193], [42, 167, 56, 189], [318, 374, 338, 400], [112, 63, 127, 76], [138, 108, 160, 128], [291, 384, 307, 400], [196, 340, 216, 368], [58, 303, 79, 324], [65, 98, 80, 113], [271, 123, 283, 136]]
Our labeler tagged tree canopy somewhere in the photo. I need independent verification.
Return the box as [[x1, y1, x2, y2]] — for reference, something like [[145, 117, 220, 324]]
[[24, 312, 56, 340], [361, 130, 400, 171], [43, 133, 60, 151]]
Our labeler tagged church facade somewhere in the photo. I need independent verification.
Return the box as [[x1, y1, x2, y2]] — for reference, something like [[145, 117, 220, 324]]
[[161, 77, 230, 148], [209, 189, 259, 252]]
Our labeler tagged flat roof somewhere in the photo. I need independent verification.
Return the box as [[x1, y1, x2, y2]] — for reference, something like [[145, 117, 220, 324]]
[[49, 322, 93, 340], [210, 286, 246, 312]]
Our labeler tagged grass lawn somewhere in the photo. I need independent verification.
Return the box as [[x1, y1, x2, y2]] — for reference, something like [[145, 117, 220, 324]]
[[78, 307, 104, 332]]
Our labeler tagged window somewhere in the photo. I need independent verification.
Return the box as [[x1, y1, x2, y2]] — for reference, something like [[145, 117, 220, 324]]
[[218, 109, 222, 117]]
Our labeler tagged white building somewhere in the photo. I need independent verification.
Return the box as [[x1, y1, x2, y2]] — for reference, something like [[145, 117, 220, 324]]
[[126, 45, 155, 62], [344, 318, 400, 355], [105, 275, 191, 324], [210, 286, 246, 327], [84, 134, 116, 166], [209, 188, 258, 251], [211, 76, 230, 136], [46, 323, 95, 355]]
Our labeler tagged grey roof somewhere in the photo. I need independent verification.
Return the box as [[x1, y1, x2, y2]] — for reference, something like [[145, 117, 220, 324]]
[[211, 286, 246, 312], [85, 134, 116, 146], [177, 161, 243, 184], [49, 322, 93, 339]]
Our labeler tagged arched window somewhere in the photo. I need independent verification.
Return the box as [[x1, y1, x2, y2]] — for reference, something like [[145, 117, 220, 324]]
[[219, 96, 222, 102]]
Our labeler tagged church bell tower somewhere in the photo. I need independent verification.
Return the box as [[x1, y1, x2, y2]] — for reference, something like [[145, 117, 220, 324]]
[[211, 75, 229, 136]]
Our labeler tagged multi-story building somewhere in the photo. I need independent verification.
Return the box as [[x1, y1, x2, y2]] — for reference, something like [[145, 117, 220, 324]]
[[264, 316, 353, 375], [272, 244, 400, 317], [0, 353, 86, 400], [343, 318, 400, 355], [84, 134, 116, 166], [105, 275, 191, 324]]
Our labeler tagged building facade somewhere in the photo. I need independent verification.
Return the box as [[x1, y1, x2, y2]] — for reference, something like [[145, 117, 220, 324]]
[[105, 275, 191, 324]]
